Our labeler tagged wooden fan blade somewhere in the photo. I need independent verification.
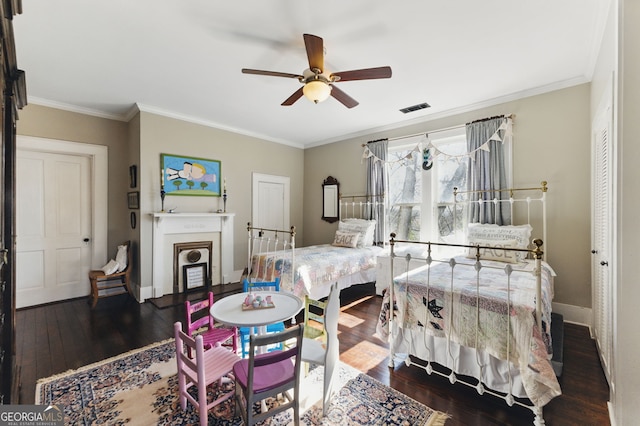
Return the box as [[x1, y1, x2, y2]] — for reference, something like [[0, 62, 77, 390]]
[[330, 85, 359, 108], [331, 66, 392, 82], [242, 68, 303, 79], [281, 87, 304, 106], [303, 33, 324, 72]]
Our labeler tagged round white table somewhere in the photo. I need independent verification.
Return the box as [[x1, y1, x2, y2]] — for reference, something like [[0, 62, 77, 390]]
[[212, 292, 303, 411], [210, 291, 303, 330]]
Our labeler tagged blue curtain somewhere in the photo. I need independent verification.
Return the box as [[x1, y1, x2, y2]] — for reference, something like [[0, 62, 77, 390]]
[[466, 117, 510, 225], [366, 139, 388, 245]]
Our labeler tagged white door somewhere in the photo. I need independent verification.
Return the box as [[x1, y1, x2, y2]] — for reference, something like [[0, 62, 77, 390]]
[[15, 137, 108, 308], [591, 96, 613, 385], [252, 173, 290, 231]]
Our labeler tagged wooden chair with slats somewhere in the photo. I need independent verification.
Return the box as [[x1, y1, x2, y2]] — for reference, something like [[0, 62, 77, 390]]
[[234, 324, 304, 426], [185, 291, 238, 356], [174, 321, 240, 425], [303, 294, 328, 343], [88, 241, 133, 308], [239, 277, 285, 357]]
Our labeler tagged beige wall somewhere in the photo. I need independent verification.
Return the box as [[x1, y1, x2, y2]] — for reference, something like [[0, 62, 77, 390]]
[[137, 111, 304, 292], [304, 84, 592, 308], [16, 103, 131, 250], [15, 105, 304, 296], [127, 114, 142, 285], [16, 86, 592, 309]]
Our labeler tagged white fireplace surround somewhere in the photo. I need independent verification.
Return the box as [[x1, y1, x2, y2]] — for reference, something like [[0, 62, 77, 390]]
[[151, 213, 234, 298]]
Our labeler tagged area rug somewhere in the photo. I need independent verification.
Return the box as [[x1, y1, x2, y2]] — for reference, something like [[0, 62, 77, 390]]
[[36, 339, 449, 425]]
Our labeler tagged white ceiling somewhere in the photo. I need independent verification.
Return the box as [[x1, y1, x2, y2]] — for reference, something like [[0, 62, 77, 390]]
[[13, 0, 609, 149]]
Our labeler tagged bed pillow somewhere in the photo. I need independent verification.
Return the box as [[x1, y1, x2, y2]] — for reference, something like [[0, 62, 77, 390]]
[[101, 259, 120, 275], [466, 223, 532, 249], [466, 223, 532, 261], [332, 230, 360, 248], [115, 244, 128, 272], [466, 238, 520, 263], [338, 219, 376, 247]]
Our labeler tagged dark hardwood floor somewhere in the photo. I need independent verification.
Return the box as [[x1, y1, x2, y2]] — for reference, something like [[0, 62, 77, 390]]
[[15, 284, 610, 425]]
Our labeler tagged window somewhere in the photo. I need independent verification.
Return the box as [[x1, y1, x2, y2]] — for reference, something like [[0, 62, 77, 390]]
[[388, 124, 513, 243], [430, 130, 470, 243], [387, 128, 469, 242], [387, 136, 423, 241]]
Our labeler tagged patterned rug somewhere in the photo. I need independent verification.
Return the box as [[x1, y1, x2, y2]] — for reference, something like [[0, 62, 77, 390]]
[[35, 339, 449, 425]]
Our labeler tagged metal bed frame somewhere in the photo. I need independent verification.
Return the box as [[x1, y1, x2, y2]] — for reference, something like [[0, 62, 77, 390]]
[[385, 182, 555, 425]]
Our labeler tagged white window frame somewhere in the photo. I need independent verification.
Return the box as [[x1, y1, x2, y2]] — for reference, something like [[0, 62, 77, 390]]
[[388, 126, 513, 243]]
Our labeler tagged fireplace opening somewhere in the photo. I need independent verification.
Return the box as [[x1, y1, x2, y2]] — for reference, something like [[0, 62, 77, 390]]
[[173, 241, 213, 293]]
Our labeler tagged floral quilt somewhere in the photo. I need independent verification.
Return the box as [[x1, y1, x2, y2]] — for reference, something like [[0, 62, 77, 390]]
[[251, 244, 383, 297], [376, 256, 561, 407]]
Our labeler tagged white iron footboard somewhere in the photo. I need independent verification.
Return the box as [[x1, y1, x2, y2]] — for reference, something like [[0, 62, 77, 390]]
[[453, 181, 548, 260], [386, 236, 550, 426], [246, 223, 296, 288], [339, 194, 385, 220]]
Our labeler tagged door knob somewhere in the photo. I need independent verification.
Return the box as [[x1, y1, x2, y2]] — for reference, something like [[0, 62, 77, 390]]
[[600, 260, 609, 266]]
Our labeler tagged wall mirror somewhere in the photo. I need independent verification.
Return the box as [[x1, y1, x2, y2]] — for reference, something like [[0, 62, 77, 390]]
[[322, 176, 340, 223]]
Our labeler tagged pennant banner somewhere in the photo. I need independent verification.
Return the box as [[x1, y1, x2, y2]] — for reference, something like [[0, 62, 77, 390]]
[[362, 118, 512, 165]]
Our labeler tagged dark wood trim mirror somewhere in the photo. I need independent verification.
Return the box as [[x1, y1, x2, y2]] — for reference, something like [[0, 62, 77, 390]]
[[322, 176, 340, 223]]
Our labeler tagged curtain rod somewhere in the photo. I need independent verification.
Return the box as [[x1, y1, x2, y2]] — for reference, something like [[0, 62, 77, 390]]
[[466, 113, 515, 125], [361, 113, 515, 147]]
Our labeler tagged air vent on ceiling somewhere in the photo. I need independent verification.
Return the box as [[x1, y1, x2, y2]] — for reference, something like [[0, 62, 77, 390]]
[[399, 102, 431, 114]]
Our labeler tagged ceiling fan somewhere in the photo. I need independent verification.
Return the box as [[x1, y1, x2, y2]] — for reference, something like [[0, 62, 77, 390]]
[[242, 33, 392, 108]]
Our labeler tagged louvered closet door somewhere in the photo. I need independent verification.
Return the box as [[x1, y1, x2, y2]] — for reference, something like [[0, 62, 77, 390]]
[[592, 105, 613, 385]]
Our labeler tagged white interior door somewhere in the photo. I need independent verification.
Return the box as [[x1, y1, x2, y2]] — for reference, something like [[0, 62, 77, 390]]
[[15, 137, 108, 308], [251, 173, 290, 231], [592, 94, 613, 385]]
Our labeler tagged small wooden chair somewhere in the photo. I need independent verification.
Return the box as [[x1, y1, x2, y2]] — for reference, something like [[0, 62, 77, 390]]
[[239, 278, 285, 357], [174, 321, 240, 425], [234, 324, 304, 426], [88, 241, 133, 308], [185, 292, 238, 356], [303, 294, 328, 344], [301, 282, 340, 416]]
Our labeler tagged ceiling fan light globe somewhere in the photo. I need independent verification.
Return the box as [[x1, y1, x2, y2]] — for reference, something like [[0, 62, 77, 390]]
[[303, 80, 331, 104]]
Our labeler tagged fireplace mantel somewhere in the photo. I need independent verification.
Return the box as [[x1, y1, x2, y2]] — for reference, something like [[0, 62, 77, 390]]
[[151, 212, 234, 298]]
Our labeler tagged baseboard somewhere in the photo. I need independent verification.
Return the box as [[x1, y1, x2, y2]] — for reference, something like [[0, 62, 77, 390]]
[[608, 402, 616, 426], [140, 283, 153, 302], [552, 301, 591, 326], [230, 268, 243, 283], [139, 270, 243, 303]]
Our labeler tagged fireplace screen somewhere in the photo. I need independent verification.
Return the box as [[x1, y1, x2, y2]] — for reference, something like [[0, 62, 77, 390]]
[[183, 263, 207, 291], [174, 241, 213, 293]]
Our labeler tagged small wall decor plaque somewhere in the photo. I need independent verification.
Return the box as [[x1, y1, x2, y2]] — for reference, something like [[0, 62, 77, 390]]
[[129, 165, 137, 188], [127, 191, 139, 209]]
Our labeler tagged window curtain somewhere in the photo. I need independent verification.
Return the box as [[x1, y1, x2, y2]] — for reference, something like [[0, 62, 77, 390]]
[[466, 116, 510, 225], [366, 139, 388, 245]]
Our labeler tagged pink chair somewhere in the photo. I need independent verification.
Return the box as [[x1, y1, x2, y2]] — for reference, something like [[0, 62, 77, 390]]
[[174, 321, 241, 425], [185, 292, 238, 355], [233, 324, 304, 426]]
